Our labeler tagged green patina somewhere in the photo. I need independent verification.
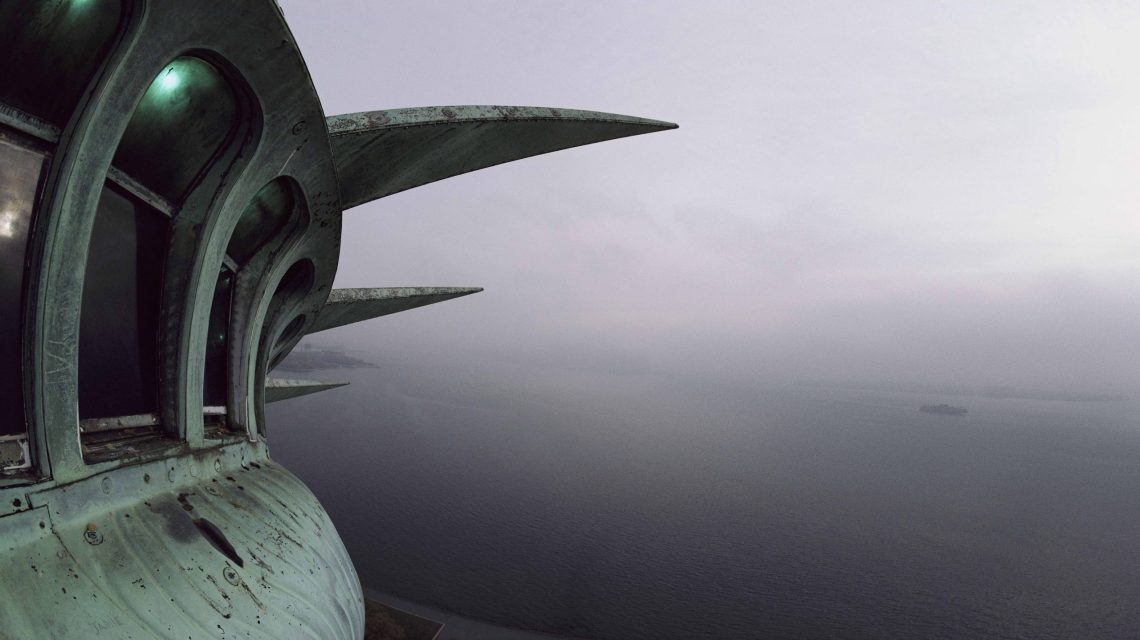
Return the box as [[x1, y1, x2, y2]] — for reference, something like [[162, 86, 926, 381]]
[[0, 1, 674, 638]]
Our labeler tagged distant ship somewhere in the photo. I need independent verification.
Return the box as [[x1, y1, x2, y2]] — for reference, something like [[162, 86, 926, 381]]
[[920, 404, 968, 416]]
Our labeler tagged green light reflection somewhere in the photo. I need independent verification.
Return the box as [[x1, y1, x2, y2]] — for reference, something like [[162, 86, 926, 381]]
[[158, 67, 181, 92]]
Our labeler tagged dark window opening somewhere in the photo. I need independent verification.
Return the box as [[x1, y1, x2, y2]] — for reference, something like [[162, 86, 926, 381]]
[[78, 182, 168, 420], [203, 267, 233, 409]]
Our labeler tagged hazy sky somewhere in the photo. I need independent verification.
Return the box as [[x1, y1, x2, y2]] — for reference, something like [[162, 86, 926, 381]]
[[278, 1, 1140, 393]]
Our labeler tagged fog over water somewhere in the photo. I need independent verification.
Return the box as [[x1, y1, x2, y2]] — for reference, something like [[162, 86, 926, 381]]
[[269, 351, 1140, 639], [269, 2, 1140, 637], [280, 0, 1140, 395]]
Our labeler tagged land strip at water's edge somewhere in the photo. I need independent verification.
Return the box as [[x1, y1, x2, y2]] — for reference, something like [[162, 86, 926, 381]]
[[364, 589, 590, 640]]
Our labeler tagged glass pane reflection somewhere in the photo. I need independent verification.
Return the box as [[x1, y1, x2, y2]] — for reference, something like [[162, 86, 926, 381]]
[[0, 136, 43, 436]]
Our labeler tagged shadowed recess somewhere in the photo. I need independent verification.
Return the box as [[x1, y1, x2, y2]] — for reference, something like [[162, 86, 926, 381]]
[[0, 0, 123, 127], [276, 314, 306, 350], [264, 259, 315, 340], [307, 287, 483, 335], [263, 259, 315, 371], [226, 177, 297, 266], [113, 56, 237, 203], [79, 183, 169, 420], [327, 105, 678, 209], [271, 259, 316, 308]]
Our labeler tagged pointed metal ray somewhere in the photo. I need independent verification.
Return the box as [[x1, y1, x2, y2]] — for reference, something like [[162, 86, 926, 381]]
[[264, 378, 348, 403], [326, 105, 678, 209], [307, 286, 483, 335]]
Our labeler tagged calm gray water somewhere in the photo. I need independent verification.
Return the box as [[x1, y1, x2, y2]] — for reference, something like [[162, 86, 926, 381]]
[[268, 352, 1140, 640]]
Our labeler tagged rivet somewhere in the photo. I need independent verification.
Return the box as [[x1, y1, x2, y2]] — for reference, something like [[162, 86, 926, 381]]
[[83, 524, 103, 546], [205, 485, 220, 496], [222, 566, 240, 586], [101, 477, 112, 495], [213, 459, 222, 473], [291, 120, 307, 135], [167, 468, 176, 483]]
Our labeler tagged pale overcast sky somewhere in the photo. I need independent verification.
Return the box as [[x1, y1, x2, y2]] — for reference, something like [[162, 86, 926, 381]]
[[278, 1, 1140, 393]]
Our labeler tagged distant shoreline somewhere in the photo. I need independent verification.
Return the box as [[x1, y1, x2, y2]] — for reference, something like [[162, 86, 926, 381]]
[[364, 588, 586, 640], [795, 379, 1128, 403], [276, 345, 377, 373]]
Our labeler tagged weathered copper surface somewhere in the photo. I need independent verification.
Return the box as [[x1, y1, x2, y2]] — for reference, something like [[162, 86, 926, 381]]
[[1, 450, 361, 638], [265, 378, 349, 403], [0, 1, 675, 637], [329, 105, 677, 209], [308, 287, 484, 335]]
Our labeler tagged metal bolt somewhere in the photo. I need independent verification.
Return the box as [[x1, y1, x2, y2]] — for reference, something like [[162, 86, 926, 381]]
[[83, 524, 103, 546], [222, 566, 240, 586]]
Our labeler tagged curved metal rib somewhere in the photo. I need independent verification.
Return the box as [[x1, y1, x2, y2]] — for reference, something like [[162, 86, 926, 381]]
[[326, 105, 678, 209], [308, 286, 483, 335]]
